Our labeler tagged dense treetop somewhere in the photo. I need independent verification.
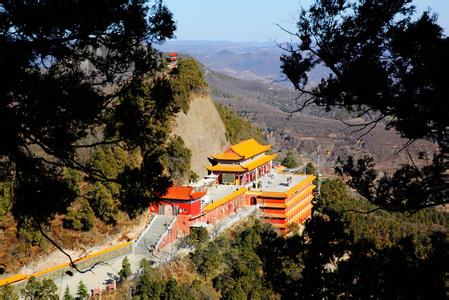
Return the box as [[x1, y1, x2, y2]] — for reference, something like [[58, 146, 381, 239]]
[[282, 0, 449, 211], [0, 1, 209, 234]]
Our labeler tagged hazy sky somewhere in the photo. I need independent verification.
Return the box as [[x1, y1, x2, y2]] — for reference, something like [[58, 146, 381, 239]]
[[163, 0, 449, 42]]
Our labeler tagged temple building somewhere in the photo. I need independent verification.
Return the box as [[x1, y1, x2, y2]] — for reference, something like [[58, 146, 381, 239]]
[[150, 186, 206, 216], [247, 173, 315, 234], [206, 138, 277, 185], [149, 138, 316, 250]]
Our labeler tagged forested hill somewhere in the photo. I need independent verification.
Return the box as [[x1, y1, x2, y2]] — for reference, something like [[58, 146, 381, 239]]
[[0, 57, 238, 275]]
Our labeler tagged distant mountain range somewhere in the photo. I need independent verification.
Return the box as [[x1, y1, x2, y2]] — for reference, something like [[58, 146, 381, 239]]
[[159, 40, 435, 174], [158, 40, 328, 86], [204, 69, 436, 174]]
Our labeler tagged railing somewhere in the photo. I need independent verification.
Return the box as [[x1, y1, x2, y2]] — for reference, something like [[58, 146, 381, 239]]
[[0, 241, 132, 288]]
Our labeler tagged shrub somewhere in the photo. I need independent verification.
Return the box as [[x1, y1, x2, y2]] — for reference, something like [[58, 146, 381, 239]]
[[63, 198, 96, 231], [21, 277, 58, 299], [215, 102, 266, 145], [87, 182, 118, 224], [281, 151, 298, 168], [188, 227, 209, 246]]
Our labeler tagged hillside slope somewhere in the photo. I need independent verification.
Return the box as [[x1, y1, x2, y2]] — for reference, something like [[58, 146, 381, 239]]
[[172, 94, 229, 177], [205, 69, 437, 173]]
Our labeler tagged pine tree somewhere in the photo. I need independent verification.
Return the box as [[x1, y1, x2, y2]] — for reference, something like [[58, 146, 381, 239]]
[[63, 286, 74, 300], [77, 281, 89, 300], [41, 279, 58, 299], [118, 256, 132, 280], [0, 285, 19, 300], [21, 277, 58, 299], [21, 277, 42, 299]]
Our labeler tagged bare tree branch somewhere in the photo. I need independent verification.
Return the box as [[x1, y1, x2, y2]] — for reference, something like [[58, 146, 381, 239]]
[[39, 227, 107, 274]]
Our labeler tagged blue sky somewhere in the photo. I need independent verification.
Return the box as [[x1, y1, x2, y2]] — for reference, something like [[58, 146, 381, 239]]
[[163, 0, 449, 42]]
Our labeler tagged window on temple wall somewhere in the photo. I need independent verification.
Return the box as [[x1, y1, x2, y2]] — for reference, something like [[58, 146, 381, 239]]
[[250, 197, 257, 205]]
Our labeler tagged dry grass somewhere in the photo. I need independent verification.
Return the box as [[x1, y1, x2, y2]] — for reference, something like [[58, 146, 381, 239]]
[[0, 212, 146, 275], [159, 255, 198, 285]]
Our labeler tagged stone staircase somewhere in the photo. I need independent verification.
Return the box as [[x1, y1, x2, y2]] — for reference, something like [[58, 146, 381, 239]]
[[133, 215, 176, 256]]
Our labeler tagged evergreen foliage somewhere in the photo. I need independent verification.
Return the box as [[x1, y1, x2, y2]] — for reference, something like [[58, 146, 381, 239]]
[[87, 182, 119, 225], [63, 197, 96, 231], [133, 259, 193, 300], [0, 285, 19, 300], [282, 0, 449, 211], [281, 151, 298, 168], [0, 0, 176, 229], [169, 58, 207, 113], [76, 280, 89, 299], [119, 256, 132, 280], [63, 286, 74, 300], [111, 178, 448, 298], [184, 179, 448, 299], [164, 136, 192, 185], [135, 259, 165, 299], [215, 102, 266, 145], [187, 227, 209, 246], [319, 179, 449, 250], [305, 162, 317, 176], [62, 168, 83, 198], [17, 217, 44, 245], [161, 278, 192, 300], [305, 162, 318, 185], [0, 181, 12, 217], [191, 241, 225, 278], [21, 277, 58, 299], [190, 222, 282, 299], [189, 171, 199, 183]]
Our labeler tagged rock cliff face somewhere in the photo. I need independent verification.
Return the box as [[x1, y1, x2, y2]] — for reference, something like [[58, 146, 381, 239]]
[[172, 94, 229, 177]]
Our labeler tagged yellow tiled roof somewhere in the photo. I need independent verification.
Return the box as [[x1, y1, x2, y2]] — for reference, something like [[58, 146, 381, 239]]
[[203, 187, 247, 212], [205, 164, 247, 172], [243, 154, 277, 171], [230, 138, 271, 159], [206, 154, 276, 173], [210, 152, 243, 161]]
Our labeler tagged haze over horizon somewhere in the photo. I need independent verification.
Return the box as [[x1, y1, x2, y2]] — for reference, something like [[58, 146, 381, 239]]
[[164, 0, 449, 43]]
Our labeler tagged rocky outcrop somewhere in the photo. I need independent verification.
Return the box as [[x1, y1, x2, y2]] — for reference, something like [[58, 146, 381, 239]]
[[172, 94, 229, 177]]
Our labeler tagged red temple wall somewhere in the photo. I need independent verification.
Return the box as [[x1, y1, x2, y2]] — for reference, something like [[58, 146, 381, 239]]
[[190, 194, 246, 227], [157, 215, 190, 250]]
